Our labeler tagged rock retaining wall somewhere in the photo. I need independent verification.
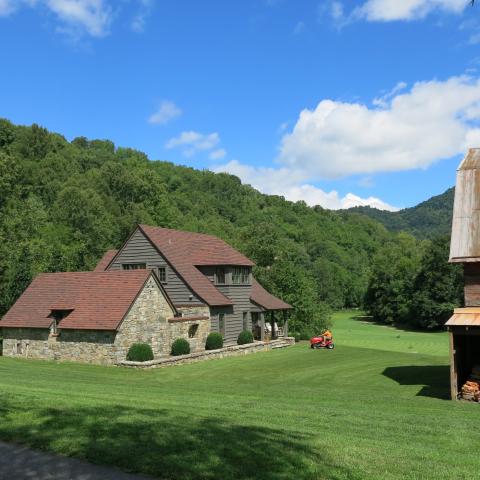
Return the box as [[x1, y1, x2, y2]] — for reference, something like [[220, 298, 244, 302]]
[[118, 337, 295, 368]]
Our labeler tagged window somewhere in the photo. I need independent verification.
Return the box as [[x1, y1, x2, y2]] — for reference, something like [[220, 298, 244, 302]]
[[232, 267, 250, 285], [215, 267, 226, 285], [219, 313, 226, 337], [243, 312, 249, 331], [122, 263, 146, 270], [157, 267, 167, 283], [188, 324, 199, 338]]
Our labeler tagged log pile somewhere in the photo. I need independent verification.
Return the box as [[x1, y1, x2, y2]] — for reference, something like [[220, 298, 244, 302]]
[[460, 365, 480, 401]]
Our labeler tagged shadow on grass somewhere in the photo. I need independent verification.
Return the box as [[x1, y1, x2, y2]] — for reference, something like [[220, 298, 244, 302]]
[[0, 397, 361, 480], [382, 365, 450, 400]]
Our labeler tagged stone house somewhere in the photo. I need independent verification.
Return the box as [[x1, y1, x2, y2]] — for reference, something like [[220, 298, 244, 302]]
[[0, 224, 291, 364]]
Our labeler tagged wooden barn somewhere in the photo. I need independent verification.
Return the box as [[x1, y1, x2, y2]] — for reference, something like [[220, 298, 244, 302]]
[[447, 148, 480, 400]]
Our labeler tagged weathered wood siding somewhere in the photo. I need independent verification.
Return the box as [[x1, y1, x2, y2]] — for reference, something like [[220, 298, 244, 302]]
[[464, 263, 480, 306], [109, 228, 202, 305], [199, 266, 253, 344], [450, 150, 480, 263]]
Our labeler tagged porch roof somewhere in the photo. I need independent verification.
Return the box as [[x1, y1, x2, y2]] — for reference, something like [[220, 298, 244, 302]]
[[250, 279, 292, 311], [446, 308, 480, 327]]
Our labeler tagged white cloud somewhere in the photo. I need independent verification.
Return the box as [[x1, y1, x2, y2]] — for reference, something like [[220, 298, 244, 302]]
[[352, 0, 467, 22], [214, 160, 398, 211], [132, 0, 153, 33], [278, 76, 480, 178], [166, 131, 221, 157], [0, 0, 16, 16], [330, 1, 344, 20], [46, 0, 111, 37], [148, 100, 182, 125], [0, 0, 145, 37], [209, 148, 227, 160]]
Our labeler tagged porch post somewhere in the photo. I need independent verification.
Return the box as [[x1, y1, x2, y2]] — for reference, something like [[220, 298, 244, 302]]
[[449, 329, 458, 400], [260, 312, 265, 341], [283, 310, 288, 337], [270, 311, 276, 340]]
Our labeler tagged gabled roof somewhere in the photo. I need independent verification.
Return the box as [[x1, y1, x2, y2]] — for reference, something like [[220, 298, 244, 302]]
[[137, 224, 255, 306], [0, 270, 162, 331], [250, 278, 292, 311], [94, 249, 118, 271], [139, 225, 254, 266]]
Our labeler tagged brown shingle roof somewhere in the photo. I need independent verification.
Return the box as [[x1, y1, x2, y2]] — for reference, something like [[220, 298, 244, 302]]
[[94, 249, 118, 271], [0, 270, 154, 331], [250, 278, 292, 311], [138, 225, 253, 306]]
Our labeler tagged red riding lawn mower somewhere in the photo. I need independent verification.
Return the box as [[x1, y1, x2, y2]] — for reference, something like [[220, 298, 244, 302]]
[[310, 335, 335, 350]]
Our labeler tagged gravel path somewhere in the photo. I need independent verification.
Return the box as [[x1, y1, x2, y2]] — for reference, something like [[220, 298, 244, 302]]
[[0, 441, 156, 480]]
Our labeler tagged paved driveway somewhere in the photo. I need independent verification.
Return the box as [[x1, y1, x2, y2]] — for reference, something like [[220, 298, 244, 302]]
[[0, 441, 156, 480]]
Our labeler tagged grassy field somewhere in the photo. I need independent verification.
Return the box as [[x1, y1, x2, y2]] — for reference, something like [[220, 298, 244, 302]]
[[0, 311, 479, 480]]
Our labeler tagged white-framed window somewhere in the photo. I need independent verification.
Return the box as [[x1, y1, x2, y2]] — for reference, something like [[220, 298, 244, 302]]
[[122, 263, 146, 270], [232, 267, 250, 285]]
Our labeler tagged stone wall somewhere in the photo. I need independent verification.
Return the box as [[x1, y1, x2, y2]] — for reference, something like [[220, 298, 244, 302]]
[[114, 276, 175, 359], [119, 337, 296, 368]]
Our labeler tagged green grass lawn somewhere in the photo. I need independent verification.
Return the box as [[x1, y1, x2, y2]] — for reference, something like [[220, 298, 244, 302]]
[[1, 311, 479, 480]]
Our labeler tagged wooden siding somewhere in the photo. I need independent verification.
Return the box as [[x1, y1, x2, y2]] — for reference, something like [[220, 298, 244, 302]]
[[109, 228, 202, 305], [450, 150, 480, 262], [464, 264, 480, 306], [199, 266, 253, 343]]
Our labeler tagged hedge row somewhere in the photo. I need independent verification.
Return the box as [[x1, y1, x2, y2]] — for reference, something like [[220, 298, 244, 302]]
[[127, 329, 257, 362]]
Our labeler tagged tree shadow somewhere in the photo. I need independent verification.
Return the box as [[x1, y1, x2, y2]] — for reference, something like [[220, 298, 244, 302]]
[[382, 365, 450, 400], [351, 315, 447, 334], [0, 397, 361, 480]]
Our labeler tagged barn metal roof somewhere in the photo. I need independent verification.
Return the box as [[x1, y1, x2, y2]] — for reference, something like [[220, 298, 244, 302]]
[[445, 308, 480, 327], [449, 148, 480, 263]]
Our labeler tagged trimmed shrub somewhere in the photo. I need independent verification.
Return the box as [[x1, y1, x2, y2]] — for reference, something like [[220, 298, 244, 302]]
[[237, 330, 254, 345], [205, 332, 223, 350], [171, 338, 190, 356], [126, 343, 154, 362]]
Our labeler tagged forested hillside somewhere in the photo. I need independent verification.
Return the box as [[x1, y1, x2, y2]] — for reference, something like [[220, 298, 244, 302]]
[[0, 119, 396, 336], [346, 188, 454, 239], [0, 119, 462, 334]]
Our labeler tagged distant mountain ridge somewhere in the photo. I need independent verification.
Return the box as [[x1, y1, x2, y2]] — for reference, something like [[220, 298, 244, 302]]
[[345, 188, 454, 239]]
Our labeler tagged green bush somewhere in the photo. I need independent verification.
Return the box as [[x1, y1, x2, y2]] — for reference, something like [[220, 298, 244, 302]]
[[237, 330, 254, 345], [171, 338, 190, 356], [205, 332, 223, 350], [126, 343, 154, 362]]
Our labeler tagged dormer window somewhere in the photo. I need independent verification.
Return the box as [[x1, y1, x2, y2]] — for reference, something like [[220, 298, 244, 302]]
[[215, 267, 226, 285], [49, 308, 73, 335]]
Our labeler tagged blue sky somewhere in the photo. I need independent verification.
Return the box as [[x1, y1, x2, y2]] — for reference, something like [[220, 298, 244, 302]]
[[1, 0, 480, 210]]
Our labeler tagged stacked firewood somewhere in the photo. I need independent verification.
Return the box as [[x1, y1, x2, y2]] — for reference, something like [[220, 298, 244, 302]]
[[460, 365, 480, 401]]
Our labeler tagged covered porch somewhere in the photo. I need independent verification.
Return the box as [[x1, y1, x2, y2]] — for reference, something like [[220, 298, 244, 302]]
[[250, 278, 293, 341], [251, 309, 291, 341]]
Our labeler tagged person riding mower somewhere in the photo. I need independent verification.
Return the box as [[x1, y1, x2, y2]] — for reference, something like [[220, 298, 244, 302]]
[[310, 329, 334, 349]]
